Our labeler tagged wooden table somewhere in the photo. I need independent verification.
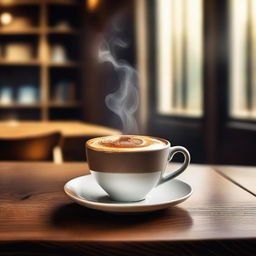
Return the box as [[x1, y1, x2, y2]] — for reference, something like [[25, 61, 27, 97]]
[[0, 163, 255, 255], [213, 165, 256, 196], [0, 121, 120, 138], [0, 121, 120, 161]]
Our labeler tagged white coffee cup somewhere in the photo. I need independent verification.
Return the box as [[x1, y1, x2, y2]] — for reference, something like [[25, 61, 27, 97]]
[[86, 135, 190, 202]]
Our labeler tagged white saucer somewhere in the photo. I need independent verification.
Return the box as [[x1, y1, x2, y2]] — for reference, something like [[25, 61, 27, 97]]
[[64, 175, 193, 213]]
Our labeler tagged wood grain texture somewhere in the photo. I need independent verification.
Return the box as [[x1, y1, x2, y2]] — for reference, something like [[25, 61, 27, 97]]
[[0, 121, 120, 138], [0, 163, 255, 255], [1, 240, 256, 256], [213, 165, 256, 196]]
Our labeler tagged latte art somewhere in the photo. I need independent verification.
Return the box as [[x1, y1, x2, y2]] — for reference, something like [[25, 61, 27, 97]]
[[87, 135, 168, 152]]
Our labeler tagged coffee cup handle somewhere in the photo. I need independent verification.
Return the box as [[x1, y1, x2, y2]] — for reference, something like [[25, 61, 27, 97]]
[[158, 146, 190, 186]]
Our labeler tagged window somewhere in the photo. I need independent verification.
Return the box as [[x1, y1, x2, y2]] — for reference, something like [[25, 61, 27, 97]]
[[156, 0, 203, 117], [229, 0, 256, 119], [136, 0, 256, 164]]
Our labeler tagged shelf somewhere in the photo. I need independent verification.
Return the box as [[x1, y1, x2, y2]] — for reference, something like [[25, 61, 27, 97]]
[[46, 0, 80, 6], [0, 103, 81, 108], [0, 103, 41, 108], [0, 28, 79, 35], [0, 28, 40, 35], [0, 0, 39, 6], [47, 62, 79, 68], [0, 0, 80, 6], [0, 60, 80, 67], [46, 28, 80, 34], [0, 59, 41, 66], [0, 0, 80, 7], [48, 102, 81, 108]]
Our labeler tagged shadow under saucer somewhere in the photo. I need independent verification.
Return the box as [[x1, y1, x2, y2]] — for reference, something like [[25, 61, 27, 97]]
[[51, 203, 193, 233]]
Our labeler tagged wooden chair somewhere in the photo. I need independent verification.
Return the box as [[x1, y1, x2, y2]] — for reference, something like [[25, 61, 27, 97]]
[[0, 131, 63, 163]]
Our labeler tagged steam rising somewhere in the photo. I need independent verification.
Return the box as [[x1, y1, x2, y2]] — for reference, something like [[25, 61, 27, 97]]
[[98, 39, 139, 134]]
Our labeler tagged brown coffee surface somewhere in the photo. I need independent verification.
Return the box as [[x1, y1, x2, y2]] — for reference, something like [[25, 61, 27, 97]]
[[87, 135, 168, 152]]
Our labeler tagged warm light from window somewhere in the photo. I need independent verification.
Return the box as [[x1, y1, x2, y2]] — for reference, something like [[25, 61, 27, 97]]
[[229, 0, 256, 119], [156, 0, 203, 117]]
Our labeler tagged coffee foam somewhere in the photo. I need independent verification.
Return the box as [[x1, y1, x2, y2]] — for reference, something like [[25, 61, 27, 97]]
[[87, 135, 168, 152]]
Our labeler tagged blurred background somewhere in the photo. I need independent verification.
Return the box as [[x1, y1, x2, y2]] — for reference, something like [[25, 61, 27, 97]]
[[0, 0, 255, 165]]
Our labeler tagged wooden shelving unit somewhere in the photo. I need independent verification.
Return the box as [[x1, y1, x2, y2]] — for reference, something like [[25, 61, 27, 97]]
[[46, 28, 79, 34], [48, 102, 81, 107], [0, 0, 83, 121], [0, 1, 39, 6], [0, 103, 41, 108], [0, 0, 80, 7], [0, 28, 40, 34], [0, 59, 41, 65], [47, 62, 79, 68]]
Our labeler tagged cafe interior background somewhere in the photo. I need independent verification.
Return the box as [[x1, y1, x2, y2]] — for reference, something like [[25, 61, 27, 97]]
[[0, 0, 255, 166]]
